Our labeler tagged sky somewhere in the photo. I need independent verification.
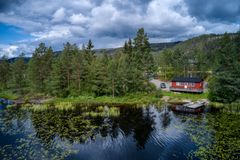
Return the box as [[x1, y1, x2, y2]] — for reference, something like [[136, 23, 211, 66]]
[[0, 0, 240, 57]]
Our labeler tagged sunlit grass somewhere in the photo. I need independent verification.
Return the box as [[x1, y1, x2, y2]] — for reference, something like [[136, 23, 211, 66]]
[[83, 106, 120, 117], [20, 92, 162, 111], [50, 92, 161, 106], [162, 91, 209, 102], [0, 91, 19, 100]]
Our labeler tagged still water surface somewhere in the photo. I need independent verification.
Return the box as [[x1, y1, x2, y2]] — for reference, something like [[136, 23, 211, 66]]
[[0, 104, 238, 160]]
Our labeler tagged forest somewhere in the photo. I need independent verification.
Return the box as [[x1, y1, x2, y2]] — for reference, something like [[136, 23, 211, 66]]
[[0, 28, 240, 104], [0, 28, 156, 98]]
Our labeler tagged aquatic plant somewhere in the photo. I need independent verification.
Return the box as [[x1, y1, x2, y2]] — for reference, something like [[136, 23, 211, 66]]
[[209, 102, 240, 114], [184, 112, 240, 160], [83, 106, 120, 117]]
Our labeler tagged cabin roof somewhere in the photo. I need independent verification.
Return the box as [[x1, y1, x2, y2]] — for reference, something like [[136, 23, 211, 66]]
[[172, 77, 203, 83]]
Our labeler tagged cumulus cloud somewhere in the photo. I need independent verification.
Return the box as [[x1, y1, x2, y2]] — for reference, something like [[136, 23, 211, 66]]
[[69, 13, 89, 25], [52, 8, 66, 23], [0, 0, 239, 57], [0, 45, 19, 57]]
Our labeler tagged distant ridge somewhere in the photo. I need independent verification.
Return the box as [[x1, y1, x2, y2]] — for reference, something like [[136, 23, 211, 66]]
[[94, 41, 181, 54], [7, 41, 180, 62]]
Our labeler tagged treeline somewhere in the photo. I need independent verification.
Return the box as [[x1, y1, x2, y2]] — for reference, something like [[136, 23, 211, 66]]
[[0, 28, 156, 97], [208, 33, 240, 103]]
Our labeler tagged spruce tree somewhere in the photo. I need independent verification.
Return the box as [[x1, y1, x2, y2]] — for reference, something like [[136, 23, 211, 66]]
[[71, 49, 86, 95], [133, 28, 155, 78], [84, 39, 95, 64], [0, 56, 10, 90], [47, 57, 67, 97], [28, 43, 54, 92], [60, 42, 78, 94], [11, 53, 27, 91]]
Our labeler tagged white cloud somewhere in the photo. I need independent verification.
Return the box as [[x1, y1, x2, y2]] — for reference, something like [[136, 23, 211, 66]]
[[32, 26, 72, 40], [0, 0, 239, 57], [69, 13, 89, 24], [0, 45, 18, 57], [52, 8, 66, 23]]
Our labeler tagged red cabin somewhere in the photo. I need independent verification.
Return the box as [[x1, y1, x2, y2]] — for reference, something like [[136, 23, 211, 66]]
[[170, 77, 204, 93]]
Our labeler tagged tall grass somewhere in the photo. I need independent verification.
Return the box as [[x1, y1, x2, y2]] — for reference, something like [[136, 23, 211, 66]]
[[50, 92, 161, 106], [209, 102, 240, 114], [21, 92, 162, 111], [0, 91, 19, 100]]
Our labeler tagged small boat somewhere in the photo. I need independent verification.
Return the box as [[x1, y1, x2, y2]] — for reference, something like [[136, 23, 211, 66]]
[[170, 101, 206, 114]]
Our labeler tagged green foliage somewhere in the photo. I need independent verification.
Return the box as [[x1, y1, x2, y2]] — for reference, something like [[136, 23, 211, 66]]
[[154, 31, 240, 104], [208, 33, 240, 103], [154, 33, 239, 79], [162, 91, 208, 101], [0, 90, 19, 100], [0, 56, 10, 90], [0, 29, 158, 99], [154, 89, 163, 98], [28, 43, 54, 92], [40, 93, 161, 109], [10, 53, 27, 91], [185, 113, 240, 160]]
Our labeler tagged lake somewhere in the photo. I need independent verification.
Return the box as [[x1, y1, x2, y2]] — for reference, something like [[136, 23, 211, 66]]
[[0, 104, 239, 160]]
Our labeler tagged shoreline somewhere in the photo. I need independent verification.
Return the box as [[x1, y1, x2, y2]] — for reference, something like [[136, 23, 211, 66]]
[[1, 91, 239, 113]]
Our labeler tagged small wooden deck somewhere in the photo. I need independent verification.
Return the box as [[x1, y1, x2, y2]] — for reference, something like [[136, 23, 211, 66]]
[[170, 101, 206, 114]]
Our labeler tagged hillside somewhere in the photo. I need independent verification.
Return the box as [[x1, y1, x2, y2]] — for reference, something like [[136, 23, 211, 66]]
[[6, 41, 180, 62], [154, 32, 239, 80], [167, 33, 238, 53], [94, 41, 180, 54]]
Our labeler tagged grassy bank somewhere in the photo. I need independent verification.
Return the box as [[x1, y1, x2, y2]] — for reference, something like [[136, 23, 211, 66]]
[[162, 91, 208, 102], [20, 92, 162, 111], [0, 90, 19, 100], [50, 93, 162, 106]]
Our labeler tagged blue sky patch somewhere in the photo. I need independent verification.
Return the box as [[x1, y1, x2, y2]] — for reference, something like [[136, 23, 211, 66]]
[[0, 23, 33, 44]]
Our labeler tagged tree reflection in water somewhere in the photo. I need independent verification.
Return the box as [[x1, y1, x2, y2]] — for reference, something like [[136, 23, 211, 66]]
[[1, 105, 238, 160], [31, 106, 155, 149]]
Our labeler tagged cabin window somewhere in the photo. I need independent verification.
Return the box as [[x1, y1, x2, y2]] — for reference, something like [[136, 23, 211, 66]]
[[190, 83, 195, 87]]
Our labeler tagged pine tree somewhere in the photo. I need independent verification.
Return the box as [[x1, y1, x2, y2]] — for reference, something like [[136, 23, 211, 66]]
[[28, 43, 54, 92], [108, 57, 117, 97], [84, 39, 95, 64], [60, 43, 78, 93], [0, 56, 10, 90], [87, 54, 110, 96], [47, 57, 67, 97], [133, 28, 155, 78], [71, 49, 86, 95], [11, 53, 27, 91]]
